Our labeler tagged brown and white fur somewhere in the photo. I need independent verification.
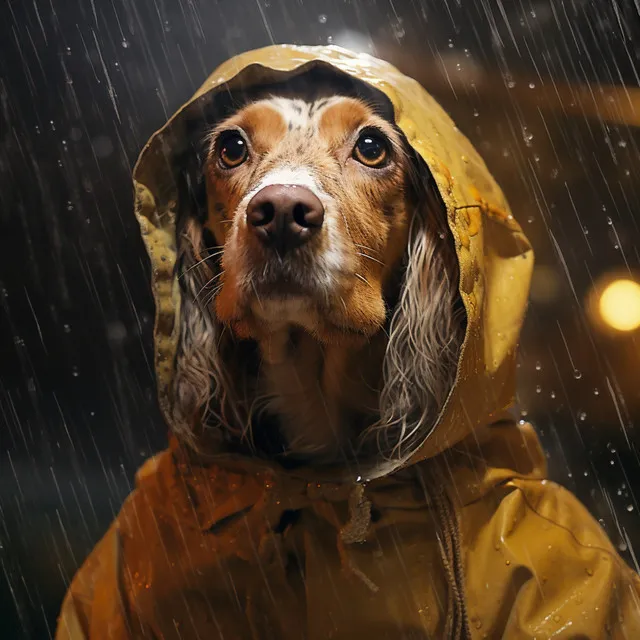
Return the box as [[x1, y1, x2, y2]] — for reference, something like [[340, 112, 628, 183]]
[[174, 91, 464, 467]]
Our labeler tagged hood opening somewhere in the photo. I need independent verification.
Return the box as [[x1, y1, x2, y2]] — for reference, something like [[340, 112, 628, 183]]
[[173, 69, 465, 480]]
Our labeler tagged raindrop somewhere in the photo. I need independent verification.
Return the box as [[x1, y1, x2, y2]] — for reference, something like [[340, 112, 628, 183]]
[[573, 369, 582, 379], [473, 109, 479, 117], [522, 127, 533, 147], [448, 39, 454, 48], [507, 80, 516, 89], [529, 82, 536, 89], [593, 387, 599, 396], [578, 411, 587, 421], [63, 324, 71, 333], [619, 541, 628, 552], [535, 385, 542, 394], [65, 46, 71, 55], [163, 20, 171, 32], [71, 366, 79, 377], [318, 14, 327, 24], [121, 39, 130, 48], [66, 201, 74, 211], [392, 19, 405, 40], [535, 361, 542, 371], [550, 391, 556, 399], [627, 505, 634, 512], [606, 217, 613, 225], [326, 35, 334, 44], [617, 140, 627, 148]]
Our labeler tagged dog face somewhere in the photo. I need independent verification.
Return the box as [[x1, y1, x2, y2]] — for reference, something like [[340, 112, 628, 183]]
[[204, 96, 411, 345], [175, 89, 462, 462]]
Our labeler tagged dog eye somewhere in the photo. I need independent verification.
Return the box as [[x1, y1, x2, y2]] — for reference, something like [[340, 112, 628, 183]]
[[217, 131, 248, 168], [353, 130, 389, 168]]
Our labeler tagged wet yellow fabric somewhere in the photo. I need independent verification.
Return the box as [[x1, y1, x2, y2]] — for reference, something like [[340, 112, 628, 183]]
[[56, 45, 640, 639]]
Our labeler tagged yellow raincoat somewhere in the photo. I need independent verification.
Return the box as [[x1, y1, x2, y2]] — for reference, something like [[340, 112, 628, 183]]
[[56, 45, 640, 639]]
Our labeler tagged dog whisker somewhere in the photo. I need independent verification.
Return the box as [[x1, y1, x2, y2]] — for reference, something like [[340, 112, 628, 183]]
[[354, 243, 381, 256], [356, 251, 386, 267], [354, 272, 373, 288], [179, 249, 224, 278], [194, 270, 225, 302]]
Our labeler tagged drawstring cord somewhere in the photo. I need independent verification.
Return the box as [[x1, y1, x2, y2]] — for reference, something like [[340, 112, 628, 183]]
[[432, 480, 471, 640], [257, 474, 469, 635]]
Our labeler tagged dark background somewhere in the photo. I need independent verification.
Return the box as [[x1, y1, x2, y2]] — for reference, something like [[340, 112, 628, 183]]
[[1, 0, 639, 637]]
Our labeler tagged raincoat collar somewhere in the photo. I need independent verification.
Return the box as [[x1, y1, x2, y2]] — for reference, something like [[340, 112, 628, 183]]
[[164, 417, 546, 535]]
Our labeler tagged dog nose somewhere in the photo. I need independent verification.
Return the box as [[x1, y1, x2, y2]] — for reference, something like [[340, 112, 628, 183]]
[[246, 184, 324, 254]]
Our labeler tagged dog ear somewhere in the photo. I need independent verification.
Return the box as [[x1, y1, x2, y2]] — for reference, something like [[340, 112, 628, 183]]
[[365, 162, 465, 460], [171, 148, 247, 446]]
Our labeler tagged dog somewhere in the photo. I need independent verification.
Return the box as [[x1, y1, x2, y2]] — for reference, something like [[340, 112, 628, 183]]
[[174, 90, 465, 468]]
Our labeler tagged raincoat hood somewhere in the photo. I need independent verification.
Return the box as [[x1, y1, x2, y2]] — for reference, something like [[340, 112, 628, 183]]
[[57, 45, 640, 640], [133, 44, 533, 479]]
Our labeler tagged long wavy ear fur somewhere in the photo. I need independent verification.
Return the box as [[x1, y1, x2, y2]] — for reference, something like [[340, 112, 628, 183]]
[[363, 161, 466, 460], [171, 149, 247, 447]]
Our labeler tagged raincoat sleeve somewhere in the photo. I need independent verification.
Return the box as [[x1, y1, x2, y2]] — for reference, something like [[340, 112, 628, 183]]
[[464, 477, 640, 639]]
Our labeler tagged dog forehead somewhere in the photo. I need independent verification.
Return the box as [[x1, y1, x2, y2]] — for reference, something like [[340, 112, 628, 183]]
[[238, 95, 370, 142]]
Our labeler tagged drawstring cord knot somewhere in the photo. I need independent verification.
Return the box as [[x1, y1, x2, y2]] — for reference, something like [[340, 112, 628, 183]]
[[337, 484, 379, 593], [340, 483, 372, 544]]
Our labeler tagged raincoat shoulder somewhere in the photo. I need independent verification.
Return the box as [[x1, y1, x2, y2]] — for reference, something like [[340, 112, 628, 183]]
[[445, 421, 640, 638], [463, 480, 640, 637], [55, 448, 262, 639]]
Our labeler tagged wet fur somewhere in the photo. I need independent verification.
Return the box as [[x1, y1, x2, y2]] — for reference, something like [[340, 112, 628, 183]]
[[173, 92, 464, 466]]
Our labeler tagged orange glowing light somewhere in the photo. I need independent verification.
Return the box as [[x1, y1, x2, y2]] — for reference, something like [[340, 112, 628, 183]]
[[598, 279, 640, 332]]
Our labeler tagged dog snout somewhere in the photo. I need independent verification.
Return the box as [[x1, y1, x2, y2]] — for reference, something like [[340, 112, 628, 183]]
[[246, 184, 324, 255]]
